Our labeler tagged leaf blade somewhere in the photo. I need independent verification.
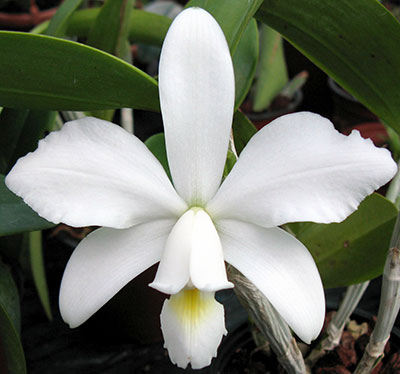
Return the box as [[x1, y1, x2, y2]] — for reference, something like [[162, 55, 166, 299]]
[[0, 175, 54, 236], [186, 0, 263, 53], [289, 194, 398, 288], [29, 231, 52, 320], [0, 32, 159, 111], [256, 0, 400, 133], [233, 19, 258, 110]]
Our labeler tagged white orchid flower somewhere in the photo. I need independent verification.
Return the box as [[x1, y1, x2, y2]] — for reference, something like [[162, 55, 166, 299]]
[[5, 7, 397, 369]]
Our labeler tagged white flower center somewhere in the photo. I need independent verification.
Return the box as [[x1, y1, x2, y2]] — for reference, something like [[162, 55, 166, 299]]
[[149, 207, 233, 295]]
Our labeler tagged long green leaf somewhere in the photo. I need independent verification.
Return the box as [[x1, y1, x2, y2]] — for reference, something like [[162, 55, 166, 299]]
[[6, 110, 56, 174], [66, 8, 171, 47], [86, 0, 134, 121], [0, 304, 26, 374], [232, 110, 257, 155], [0, 175, 54, 236], [29, 231, 52, 320], [0, 259, 25, 374], [233, 19, 258, 110], [0, 260, 20, 334], [252, 23, 288, 112], [186, 0, 263, 53], [0, 32, 159, 111], [44, 0, 84, 37], [145, 133, 171, 179], [288, 194, 398, 288], [87, 0, 134, 58], [0, 109, 29, 174], [256, 0, 400, 133]]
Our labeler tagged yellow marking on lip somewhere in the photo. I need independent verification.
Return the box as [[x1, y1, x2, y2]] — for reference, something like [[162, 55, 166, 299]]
[[169, 289, 214, 327]]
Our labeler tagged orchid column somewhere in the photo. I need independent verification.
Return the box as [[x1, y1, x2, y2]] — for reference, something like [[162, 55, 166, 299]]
[[5, 7, 397, 370]]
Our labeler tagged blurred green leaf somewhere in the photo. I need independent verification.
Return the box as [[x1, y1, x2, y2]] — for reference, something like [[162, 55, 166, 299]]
[[223, 150, 237, 178], [0, 235, 27, 271], [0, 304, 26, 374], [6, 110, 56, 174], [145, 133, 170, 179], [252, 24, 288, 112], [0, 109, 29, 174], [66, 8, 171, 47], [256, 0, 400, 133], [87, 0, 134, 121], [0, 259, 25, 374], [87, 0, 134, 58], [0, 175, 54, 237], [233, 19, 258, 110], [44, 0, 84, 37], [186, 0, 263, 54], [288, 194, 398, 288], [0, 32, 159, 111], [232, 110, 257, 155], [29, 231, 52, 320], [0, 259, 20, 333]]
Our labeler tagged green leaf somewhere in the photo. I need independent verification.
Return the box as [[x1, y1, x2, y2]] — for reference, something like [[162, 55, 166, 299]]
[[29, 231, 52, 320], [252, 24, 288, 112], [0, 175, 54, 237], [186, 0, 263, 54], [0, 235, 27, 271], [233, 19, 258, 110], [256, 0, 400, 133], [223, 150, 237, 178], [0, 32, 159, 111], [87, 0, 134, 58], [0, 259, 25, 374], [5, 110, 56, 174], [232, 110, 257, 155], [288, 194, 398, 288], [0, 304, 26, 374], [145, 133, 171, 179], [86, 0, 134, 121], [66, 8, 171, 47], [0, 108, 29, 174], [44, 0, 84, 37], [0, 259, 20, 334]]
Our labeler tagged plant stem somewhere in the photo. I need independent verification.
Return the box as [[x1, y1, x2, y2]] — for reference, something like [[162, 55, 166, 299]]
[[228, 266, 306, 374], [121, 108, 134, 133], [305, 282, 369, 370], [353, 211, 400, 374]]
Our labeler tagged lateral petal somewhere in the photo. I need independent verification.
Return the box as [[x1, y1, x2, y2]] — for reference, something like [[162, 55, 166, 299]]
[[6, 117, 187, 229], [160, 289, 226, 369], [217, 219, 325, 344], [159, 7, 235, 205], [149, 210, 193, 295], [207, 112, 397, 227], [189, 210, 233, 292], [59, 218, 175, 328]]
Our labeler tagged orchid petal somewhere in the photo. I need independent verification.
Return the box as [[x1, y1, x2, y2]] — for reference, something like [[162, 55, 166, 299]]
[[59, 218, 175, 328], [149, 210, 193, 294], [207, 112, 397, 227], [150, 208, 232, 294], [217, 219, 325, 343], [160, 289, 226, 369], [159, 7, 235, 205], [189, 210, 233, 292], [6, 117, 187, 228]]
